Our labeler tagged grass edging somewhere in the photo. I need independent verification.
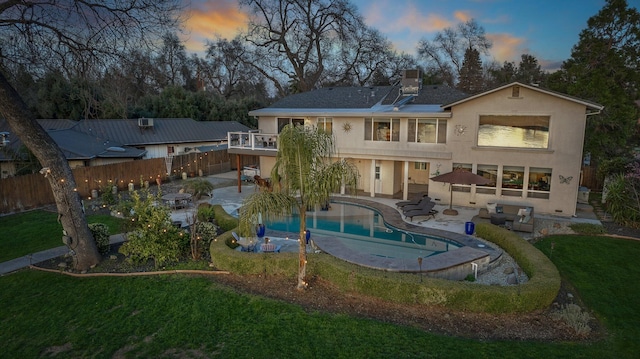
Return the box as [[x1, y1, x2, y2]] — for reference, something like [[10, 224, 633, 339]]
[[210, 221, 561, 313]]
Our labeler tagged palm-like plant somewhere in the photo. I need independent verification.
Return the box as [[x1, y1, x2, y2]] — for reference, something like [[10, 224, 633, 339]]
[[239, 124, 359, 290]]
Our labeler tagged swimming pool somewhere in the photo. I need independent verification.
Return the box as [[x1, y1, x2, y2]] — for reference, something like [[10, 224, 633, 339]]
[[264, 202, 462, 260]]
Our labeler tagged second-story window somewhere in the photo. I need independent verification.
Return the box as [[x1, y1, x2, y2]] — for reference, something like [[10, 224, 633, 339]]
[[277, 118, 305, 133], [364, 118, 399, 141], [317, 117, 332, 134], [167, 146, 175, 157], [407, 119, 447, 144]]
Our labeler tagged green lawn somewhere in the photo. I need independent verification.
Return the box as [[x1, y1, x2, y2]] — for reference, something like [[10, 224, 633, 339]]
[[534, 235, 640, 358], [1, 212, 639, 358], [0, 210, 126, 262]]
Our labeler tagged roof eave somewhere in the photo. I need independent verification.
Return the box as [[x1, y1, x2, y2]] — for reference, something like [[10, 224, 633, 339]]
[[441, 82, 605, 111]]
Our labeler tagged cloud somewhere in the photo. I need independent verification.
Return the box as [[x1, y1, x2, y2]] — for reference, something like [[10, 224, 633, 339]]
[[181, 1, 249, 53], [453, 10, 472, 23], [362, 1, 452, 34], [486, 33, 525, 63]]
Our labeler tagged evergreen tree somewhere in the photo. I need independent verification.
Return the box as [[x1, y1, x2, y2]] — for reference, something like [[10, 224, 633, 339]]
[[457, 47, 484, 94], [546, 0, 640, 163]]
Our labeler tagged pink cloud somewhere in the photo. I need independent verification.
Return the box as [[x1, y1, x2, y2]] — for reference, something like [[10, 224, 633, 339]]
[[181, 1, 249, 53], [486, 33, 525, 63], [453, 11, 472, 23]]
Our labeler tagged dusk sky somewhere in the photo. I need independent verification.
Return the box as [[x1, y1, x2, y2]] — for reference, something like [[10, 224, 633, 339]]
[[181, 0, 623, 71]]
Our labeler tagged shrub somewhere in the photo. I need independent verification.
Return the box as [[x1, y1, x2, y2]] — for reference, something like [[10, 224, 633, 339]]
[[604, 173, 640, 227], [197, 204, 215, 223], [551, 303, 593, 336], [88, 223, 110, 255], [100, 184, 117, 206], [190, 221, 219, 260], [118, 188, 189, 268], [183, 178, 215, 200]]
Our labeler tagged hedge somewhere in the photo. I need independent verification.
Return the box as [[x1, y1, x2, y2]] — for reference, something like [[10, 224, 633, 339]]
[[212, 205, 238, 232], [210, 222, 561, 313]]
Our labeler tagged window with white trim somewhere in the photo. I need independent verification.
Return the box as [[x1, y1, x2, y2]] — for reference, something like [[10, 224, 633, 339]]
[[277, 118, 305, 133], [364, 118, 399, 141], [407, 118, 447, 143], [317, 117, 332, 134]]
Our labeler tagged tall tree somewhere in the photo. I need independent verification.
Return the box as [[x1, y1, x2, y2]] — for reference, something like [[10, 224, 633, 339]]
[[240, 0, 389, 96], [238, 125, 358, 290], [486, 54, 546, 88], [203, 36, 259, 99], [0, 1, 183, 270], [417, 19, 492, 86], [155, 32, 191, 88], [546, 0, 640, 163], [457, 47, 484, 93], [515, 54, 546, 85]]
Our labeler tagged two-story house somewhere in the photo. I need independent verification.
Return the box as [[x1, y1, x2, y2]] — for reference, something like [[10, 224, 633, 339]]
[[228, 71, 603, 217]]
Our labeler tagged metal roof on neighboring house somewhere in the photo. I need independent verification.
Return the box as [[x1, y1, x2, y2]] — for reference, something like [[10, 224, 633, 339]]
[[69, 118, 251, 146], [47, 129, 146, 160], [0, 118, 144, 162]]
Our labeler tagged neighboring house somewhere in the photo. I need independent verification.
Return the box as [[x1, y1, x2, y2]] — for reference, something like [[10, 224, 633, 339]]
[[0, 118, 252, 178], [0, 119, 146, 177], [69, 118, 252, 159], [228, 70, 603, 217]]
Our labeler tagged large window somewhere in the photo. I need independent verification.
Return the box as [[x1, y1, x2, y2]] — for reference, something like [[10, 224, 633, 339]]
[[407, 119, 447, 143], [502, 165, 525, 197], [528, 167, 552, 199], [316, 117, 332, 134], [478, 115, 549, 148], [365, 118, 399, 141], [476, 164, 497, 194]]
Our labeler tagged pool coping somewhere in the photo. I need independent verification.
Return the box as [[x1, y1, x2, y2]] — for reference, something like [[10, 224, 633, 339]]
[[264, 196, 503, 274]]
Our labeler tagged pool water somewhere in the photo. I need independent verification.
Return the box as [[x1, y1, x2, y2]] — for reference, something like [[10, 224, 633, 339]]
[[265, 203, 461, 259]]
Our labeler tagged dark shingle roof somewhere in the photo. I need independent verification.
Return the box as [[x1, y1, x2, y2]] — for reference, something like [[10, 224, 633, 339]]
[[382, 84, 468, 105], [264, 84, 468, 109], [267, 86, 394, 109]]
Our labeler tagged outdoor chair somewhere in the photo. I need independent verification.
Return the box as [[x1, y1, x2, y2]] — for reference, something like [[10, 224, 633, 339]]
[[396, 193, 430, 208], [260, 243, 281, 252], [404, 208, 439, 221], [401, 198, 435, 213]]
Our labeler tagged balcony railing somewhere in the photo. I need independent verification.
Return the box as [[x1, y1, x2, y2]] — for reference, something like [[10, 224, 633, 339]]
[[228, 131, 278, 151]]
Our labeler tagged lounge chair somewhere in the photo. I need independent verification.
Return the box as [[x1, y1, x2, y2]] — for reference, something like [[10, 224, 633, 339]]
[[395, 193, 429, 208], [401, 199, 435, 213], [404, 208, 438, 221]]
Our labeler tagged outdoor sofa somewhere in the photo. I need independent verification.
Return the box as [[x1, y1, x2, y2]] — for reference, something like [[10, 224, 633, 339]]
[[478, 203, 535, 233]]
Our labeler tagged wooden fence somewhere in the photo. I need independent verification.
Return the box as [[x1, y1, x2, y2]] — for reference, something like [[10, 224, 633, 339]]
[[581, 165, 603, 191], [0, 148, 259, 214]]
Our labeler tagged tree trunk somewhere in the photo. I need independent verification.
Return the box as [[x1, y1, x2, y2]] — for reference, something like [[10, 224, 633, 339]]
[[297, 207, 308, 290], [0, 72, 101, 270]]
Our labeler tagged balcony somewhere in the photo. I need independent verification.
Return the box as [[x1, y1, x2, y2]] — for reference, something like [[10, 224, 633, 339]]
[[227, 131, 278, 155]]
